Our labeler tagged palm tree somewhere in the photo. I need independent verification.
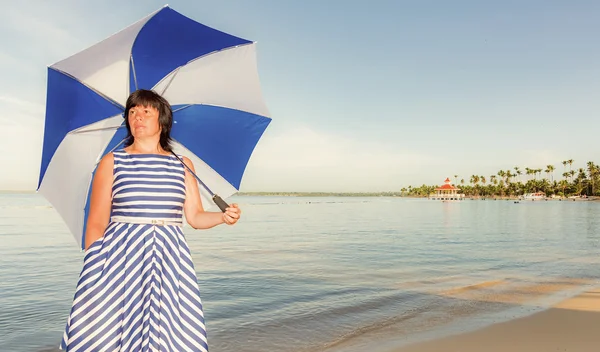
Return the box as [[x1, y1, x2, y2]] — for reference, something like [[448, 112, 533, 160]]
[[588, 161, 596, 196], [568, 159, 574, 172], [525, 167, 532, 181], [514, 167, 522, 183], [525, 168, 532, 181], [531, 168, 538, 180], [562, 160, 568, 176], [470, 175, 480, 196], [454, 174, 458, 186], [477, 176, 485, 196], [592, 163, 600, 196], [497, 170, 506, 190], [546, 164, 555, 182], [559, 179, 568, 197], [497, 170, 504, 181]]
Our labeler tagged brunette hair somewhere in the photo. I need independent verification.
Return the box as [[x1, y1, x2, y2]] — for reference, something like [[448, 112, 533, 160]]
[[123, 89, 173, 152]]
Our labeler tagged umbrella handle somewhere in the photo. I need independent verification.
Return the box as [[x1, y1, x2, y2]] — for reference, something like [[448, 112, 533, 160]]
[[212, 194, 230, 212]]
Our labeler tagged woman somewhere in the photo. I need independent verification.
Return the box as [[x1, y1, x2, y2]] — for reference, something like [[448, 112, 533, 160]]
[[60, 89, 240, 352]]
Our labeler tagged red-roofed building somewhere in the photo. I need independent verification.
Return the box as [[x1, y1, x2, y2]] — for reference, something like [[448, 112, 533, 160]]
[[429, 178, 464, 201]]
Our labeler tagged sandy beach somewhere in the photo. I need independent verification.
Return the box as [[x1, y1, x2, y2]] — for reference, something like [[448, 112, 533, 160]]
[[391, 287, 600, 352]]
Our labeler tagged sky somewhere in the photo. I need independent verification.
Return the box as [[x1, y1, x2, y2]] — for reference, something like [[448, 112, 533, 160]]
[[1, 0, 600, 192]]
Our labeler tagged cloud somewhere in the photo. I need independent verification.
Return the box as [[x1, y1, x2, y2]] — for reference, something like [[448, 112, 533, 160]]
[[1, 4, 75, 46], [240, 126, 434, 192], [520, 150, 565, 169], [0, 96, 45, 116], [0, 2, 87, 64], [0, 52, 33, 73], [0, 95, 45, 190], [0, 113, 42, 191]]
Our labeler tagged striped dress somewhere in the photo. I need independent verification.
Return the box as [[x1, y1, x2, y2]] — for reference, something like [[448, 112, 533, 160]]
[[60, 150, 208, 352]]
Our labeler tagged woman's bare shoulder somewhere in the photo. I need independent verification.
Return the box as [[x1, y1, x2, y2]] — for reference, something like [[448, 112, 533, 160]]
[[97, 152, 115, 172], [180, 155, 195, 170]]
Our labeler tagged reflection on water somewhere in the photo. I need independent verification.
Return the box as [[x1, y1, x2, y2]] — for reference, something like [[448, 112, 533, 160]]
[[0, 194, 599, 352]]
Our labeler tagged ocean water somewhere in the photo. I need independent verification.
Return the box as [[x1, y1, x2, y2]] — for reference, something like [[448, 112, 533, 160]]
[[1, 193, 599, 352]]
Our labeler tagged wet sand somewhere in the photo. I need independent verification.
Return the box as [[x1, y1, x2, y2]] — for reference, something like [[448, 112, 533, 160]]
[[392, 287, 600, 352]]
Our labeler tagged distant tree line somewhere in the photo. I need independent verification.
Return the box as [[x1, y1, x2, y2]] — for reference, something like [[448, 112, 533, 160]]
[[236, 191, 404, 197], [402, 160, 600, 198]]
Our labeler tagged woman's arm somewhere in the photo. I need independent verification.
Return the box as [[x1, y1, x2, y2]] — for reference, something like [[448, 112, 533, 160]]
[[84, 153, 114, 250], [182, 156, 241, 229]]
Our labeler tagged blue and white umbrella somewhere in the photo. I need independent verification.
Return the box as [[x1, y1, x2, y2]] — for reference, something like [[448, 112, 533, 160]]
[[38, 5, 271, 249]]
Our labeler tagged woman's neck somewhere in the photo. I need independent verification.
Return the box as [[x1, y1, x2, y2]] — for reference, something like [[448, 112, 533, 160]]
[[127, 139, 165, 154]]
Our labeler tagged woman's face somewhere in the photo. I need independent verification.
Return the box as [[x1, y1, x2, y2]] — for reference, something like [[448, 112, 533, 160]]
[[128, 105, 161, 139]]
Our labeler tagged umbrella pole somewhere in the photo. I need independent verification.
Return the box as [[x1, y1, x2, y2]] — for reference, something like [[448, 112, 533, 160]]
[[170, 152, 230, 212]]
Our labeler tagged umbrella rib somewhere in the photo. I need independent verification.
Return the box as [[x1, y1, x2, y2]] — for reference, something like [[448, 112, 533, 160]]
[[174, 102, 273, 118], [158, 67, 181, 96], [130, 55, 139, 91], [152, 42, 257, 96], [185, 42, 256, 69], [70, 125, 125, 134], [49, 67, 125, 111], [173, 104, 193, 113], [95, 138, 127, 166]]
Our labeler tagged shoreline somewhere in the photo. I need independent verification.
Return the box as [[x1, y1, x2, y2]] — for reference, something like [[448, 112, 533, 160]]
[[389, 286, 600, 352], [236, 193, 600, 201], [2, 190, 598, 201]]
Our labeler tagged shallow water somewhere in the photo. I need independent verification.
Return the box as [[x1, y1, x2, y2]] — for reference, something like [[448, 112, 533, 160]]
[[1, 194, 599, 351]]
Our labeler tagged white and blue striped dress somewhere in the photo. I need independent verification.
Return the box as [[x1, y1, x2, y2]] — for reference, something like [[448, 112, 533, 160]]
[[60, 150, 208, 352]]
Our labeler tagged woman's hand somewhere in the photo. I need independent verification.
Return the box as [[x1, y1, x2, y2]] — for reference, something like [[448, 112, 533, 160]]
[[223, 203, 241, 225]]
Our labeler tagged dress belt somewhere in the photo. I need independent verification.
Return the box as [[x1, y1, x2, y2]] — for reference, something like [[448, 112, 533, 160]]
[[111, 216, 183, 227]]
